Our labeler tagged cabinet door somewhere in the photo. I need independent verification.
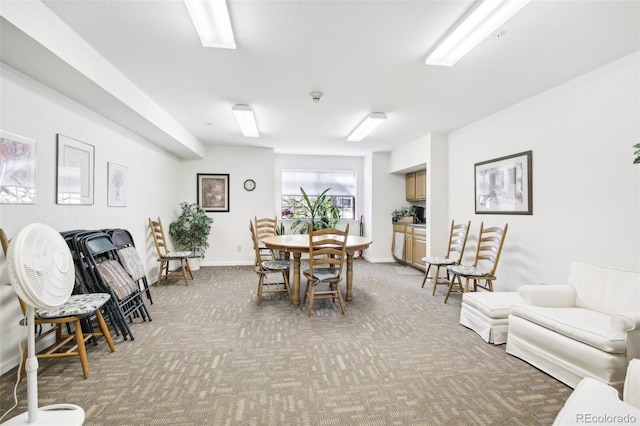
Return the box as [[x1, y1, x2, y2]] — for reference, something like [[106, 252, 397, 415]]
[[405, 233, 414, 264], [392, 225, 405, 262], [406, 172, 416, 201], [415, 169, 426, 201], [413, 230, 427, 270]]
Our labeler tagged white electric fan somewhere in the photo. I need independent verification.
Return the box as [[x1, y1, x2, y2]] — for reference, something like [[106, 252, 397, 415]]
[[3, 223, 85, 425]]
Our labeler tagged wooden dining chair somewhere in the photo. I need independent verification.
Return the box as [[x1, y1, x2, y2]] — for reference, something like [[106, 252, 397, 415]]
[[302, 224, 350, 316], [1, 228, 115, 379], [421, 220, 470, 296], [249, 220, 292, 304], [254, 216, 278, 261], [444, 222, 508, 303], [148, 217, 193, 286]]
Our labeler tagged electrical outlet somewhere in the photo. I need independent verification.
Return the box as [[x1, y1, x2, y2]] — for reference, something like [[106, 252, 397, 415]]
[[237, 245, 242, 252]]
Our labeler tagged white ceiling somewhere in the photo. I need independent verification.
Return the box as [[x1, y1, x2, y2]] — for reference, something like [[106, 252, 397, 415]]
[[1, 0, 639, 159]]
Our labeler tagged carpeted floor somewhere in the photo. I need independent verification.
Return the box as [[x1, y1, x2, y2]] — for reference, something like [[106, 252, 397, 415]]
[[0, 262, 572, 425]]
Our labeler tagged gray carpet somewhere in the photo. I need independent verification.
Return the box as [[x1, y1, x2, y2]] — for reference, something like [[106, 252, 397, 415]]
[[0, 262, 571, 425]]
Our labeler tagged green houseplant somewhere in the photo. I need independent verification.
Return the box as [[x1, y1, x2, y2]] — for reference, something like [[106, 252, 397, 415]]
[[391, 206, 417, 223], [169, 202, 213, 263], [290, 187, 340, 234]]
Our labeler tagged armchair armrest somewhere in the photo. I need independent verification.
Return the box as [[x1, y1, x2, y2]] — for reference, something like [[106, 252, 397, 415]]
[[518, 284, 576, 307], [553, 377, 638, 425], [611, 311, 640, 333]]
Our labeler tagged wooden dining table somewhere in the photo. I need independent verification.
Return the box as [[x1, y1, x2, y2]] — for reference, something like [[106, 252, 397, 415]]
[[261, 234, 373, 305]]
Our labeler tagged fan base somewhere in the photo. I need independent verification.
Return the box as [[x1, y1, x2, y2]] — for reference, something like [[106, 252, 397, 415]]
[[2, 404, 84, 425]]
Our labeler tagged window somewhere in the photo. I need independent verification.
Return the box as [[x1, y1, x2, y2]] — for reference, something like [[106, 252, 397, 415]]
[[281, 170, 356, 220]]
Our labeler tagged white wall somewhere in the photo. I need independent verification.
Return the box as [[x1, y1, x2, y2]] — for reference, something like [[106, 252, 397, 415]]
[[178, 145, 278, 266], [0, 64, 182, 373], [448, 51, 640, 290]]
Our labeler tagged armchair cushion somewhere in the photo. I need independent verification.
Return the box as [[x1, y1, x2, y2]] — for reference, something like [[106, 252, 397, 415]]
[[511, 304, 627, 353]]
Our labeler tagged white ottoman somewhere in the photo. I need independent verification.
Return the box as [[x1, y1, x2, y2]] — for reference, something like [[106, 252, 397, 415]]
[[459, 291, 522, 345]]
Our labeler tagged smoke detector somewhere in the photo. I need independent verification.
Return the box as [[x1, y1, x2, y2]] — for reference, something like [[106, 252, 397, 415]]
[[310, 91, 323, 103]]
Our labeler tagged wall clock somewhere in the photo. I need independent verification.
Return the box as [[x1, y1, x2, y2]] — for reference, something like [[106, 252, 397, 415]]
[[243, 179, 256, 191]]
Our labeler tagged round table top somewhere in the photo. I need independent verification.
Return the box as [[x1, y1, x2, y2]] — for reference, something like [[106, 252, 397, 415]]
[[262, 234, 372, 252]]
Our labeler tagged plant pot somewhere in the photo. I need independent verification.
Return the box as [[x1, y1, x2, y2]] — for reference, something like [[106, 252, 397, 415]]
[[189, 257, 201, 271], [397, 216, 415, 223]]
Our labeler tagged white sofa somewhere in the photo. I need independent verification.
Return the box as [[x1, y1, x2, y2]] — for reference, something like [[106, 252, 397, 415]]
[[506, 260, 640, 391], [553, 358, 640, 425]]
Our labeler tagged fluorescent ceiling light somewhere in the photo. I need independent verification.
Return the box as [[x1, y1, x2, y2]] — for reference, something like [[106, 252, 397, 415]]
[[232, 104, 259, 138], [347, 113, 387, 142], [184, 0, 236, 49], [425, 0, 531, 67]]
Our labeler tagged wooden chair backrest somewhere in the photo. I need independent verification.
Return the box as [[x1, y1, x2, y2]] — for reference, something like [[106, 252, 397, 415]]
[[248, 221, 265, 269], [254, 216, 277, 240], [446, 220, 471, 263], [307, 224, 350, 279], [148, 217, 170, 257], [472, 222, 508, 275]]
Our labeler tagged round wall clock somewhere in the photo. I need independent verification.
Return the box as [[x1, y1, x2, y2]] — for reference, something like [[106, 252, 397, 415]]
[[243, 179, 256, 191]]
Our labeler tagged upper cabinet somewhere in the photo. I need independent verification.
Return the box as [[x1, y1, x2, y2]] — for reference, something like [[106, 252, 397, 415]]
[[406, 170, 426, 201]]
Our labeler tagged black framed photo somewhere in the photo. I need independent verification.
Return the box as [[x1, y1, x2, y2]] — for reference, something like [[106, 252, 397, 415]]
[[197, 173, 229, 212], [475, 150, 532, 215]]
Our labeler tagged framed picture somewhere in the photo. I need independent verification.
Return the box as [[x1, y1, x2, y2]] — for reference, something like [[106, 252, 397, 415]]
[[197, 173, 229, 212], [107, 162, 128, 207], [0, 130, 37, 204], [475, 150, 532, 215], [56, 134, 95, 205]]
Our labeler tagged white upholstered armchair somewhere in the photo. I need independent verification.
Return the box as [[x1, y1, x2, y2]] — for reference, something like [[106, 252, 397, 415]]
[[506, 260, 640, 391]]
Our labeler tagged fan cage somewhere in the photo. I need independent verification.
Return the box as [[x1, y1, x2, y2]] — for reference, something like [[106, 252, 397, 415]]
[[7, 223, 75, 309]]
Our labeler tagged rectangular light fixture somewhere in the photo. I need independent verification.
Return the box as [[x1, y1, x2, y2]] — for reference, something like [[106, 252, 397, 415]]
[[232, 104, 259, 138], [425, 0, 531, 67], [184, 0, 236, 49], [347, 112, 387, 142]]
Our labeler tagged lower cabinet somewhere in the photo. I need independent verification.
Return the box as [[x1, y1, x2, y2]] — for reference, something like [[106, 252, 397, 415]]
[[391, 224, 426, 271]]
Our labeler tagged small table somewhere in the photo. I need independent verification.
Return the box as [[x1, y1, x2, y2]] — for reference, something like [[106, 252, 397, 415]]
[[261, 234, 373, 305]]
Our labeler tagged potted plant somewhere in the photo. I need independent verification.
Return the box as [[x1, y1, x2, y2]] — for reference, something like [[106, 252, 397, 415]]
[[169, 202, 213, 270], [290, 187, 340, 234], [634, 143, 640, 164], [391, 206, 417, 223]]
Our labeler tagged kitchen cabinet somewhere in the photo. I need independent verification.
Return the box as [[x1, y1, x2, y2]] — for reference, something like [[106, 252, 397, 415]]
[[406, 170, 426, 201], [391, 224, 426, 271]]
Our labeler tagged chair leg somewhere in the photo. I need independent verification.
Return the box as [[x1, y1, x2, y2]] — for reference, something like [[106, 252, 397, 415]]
[[421, 264, 432, 288], [257, 274, 265, 305], [283, 271, 292, 303], [336, 285, 345, 315], [185, 258, 194, 279], [95, 310, 116, 352], [444, 274, 463, 303], [73, 319, 90, 379], [307, 285, 315, 317], [432, 265, 444, 296], [302, 279, 311, 305], [180, 259, 189, 286], [156, 261, 164, 287]]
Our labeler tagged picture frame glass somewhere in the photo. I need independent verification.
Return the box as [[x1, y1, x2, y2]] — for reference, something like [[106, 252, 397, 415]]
[[197, 173, 229, 212], [56, 134, 95, 205], [475, 150, 532, 215], [0, 130, 37, 204]]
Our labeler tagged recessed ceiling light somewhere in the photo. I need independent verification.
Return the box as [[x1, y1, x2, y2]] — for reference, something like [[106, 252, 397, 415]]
[[232, 104, 259, 138]]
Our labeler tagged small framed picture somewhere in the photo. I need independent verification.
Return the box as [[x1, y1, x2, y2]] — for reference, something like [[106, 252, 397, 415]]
[[0, 130, 37, 204], [197, 173, 229, 212], [475, 150, 533, 215], [107, 162, 128, 207], [56, 134, 95, 205]]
